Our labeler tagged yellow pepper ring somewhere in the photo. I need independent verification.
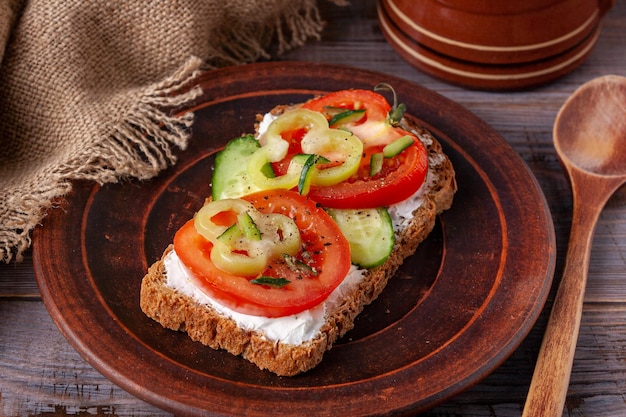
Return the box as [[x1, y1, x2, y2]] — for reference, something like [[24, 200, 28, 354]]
[[248, 108, 363, 192], [211, 240, 269, 277], [301, 126, 363, 187], [194, 199, 254, 242], [193, 198, 301, 277]]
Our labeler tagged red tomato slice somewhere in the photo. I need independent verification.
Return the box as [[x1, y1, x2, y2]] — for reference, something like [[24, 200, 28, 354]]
[[308, 135, 428, 208], [302, 89, 391, 125], [300, 89, 429, 208], [173, 189, 352, 318]]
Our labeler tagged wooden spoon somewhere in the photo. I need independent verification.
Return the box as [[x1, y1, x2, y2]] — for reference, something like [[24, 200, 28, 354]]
[[523, 75, 626, 416]]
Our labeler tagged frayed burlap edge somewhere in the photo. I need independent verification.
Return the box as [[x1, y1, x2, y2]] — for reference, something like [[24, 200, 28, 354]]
[[0, 57, 204, 263], [1, 0, 350, 263], [202, 0, 348, 68]]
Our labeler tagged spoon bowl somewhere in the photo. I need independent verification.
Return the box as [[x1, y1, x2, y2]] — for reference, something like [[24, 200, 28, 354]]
[[555, 76, 626, 176], [523, 75, 626, 417]]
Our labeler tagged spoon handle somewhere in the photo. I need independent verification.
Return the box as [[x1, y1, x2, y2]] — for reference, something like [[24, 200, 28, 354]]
[[522, 174, 620, 417]]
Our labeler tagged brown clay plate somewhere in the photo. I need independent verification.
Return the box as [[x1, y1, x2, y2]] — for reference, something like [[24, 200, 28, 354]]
[[32, 62, 555, 416]]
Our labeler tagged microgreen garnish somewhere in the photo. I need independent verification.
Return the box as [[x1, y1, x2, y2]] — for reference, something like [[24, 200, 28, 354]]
[[374, 83, 406, 126], [283, 253, 318, 276], [250, 277, 291, 288]]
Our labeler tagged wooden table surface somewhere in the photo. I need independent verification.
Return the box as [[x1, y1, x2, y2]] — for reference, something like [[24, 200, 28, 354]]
[[2, 1, 625, 416]]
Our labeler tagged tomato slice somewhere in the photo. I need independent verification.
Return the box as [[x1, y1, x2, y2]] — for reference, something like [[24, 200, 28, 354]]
[[308, 135, 428, 208], [302, 89, 391, 127], [173, 189, 352, 318], [300, 89, 429, 208]]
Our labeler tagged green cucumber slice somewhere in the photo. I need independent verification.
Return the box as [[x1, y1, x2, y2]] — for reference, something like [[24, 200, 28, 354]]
[[370, 152, 384, 176], [326, 207, 395, 268], [212, 135, 274, 200], [292, 154, 330, 195], [328, 108, 366, 127], [238, 212, 261, 241], [217, 223, 242, 246], [294, 154, 317, 195], [383, 135, 414, 158]]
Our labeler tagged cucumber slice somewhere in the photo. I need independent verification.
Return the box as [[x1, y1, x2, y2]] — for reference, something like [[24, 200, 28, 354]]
[[238, 212, 261, 241], [217, 223, 242, 246], [326, 207, 395, 268], [328, 108, 366, 127], [383, 135, 414, 158], [298, 154, 316, 195], [292, 154, 330, 195], [212, 135, 274, 200], [370, 152, 384, 176]]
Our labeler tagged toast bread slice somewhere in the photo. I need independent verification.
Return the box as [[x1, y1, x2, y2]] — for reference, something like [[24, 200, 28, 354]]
[[140, 115, 456, 376]]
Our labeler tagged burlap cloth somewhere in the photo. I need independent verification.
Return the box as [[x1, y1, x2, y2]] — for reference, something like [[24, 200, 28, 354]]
[[0, 0, 344, 263]]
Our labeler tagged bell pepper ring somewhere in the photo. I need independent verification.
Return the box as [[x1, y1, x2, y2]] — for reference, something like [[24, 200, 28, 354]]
[[248, 109, 363, 193], [194, 198, 301, 277]]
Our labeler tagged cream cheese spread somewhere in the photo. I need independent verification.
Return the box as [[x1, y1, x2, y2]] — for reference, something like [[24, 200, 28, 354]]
[[163, 112, 441, 345], [165, 250, 366, 344]]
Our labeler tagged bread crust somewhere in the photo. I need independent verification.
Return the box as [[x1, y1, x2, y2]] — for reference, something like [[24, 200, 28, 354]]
[[140, 116, 456, 376]]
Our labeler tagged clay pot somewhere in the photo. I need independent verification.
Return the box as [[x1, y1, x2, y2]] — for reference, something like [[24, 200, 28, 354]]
[[378, 0, 615, 89]]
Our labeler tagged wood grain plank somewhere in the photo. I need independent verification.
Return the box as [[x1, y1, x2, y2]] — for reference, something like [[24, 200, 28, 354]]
[[0, 301, 169, 417], [0, 252, 39, 299], [1, 0, 626, 415]]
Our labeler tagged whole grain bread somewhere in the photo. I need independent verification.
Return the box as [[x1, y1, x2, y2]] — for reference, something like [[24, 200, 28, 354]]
[[140, 116, 456, 376]]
